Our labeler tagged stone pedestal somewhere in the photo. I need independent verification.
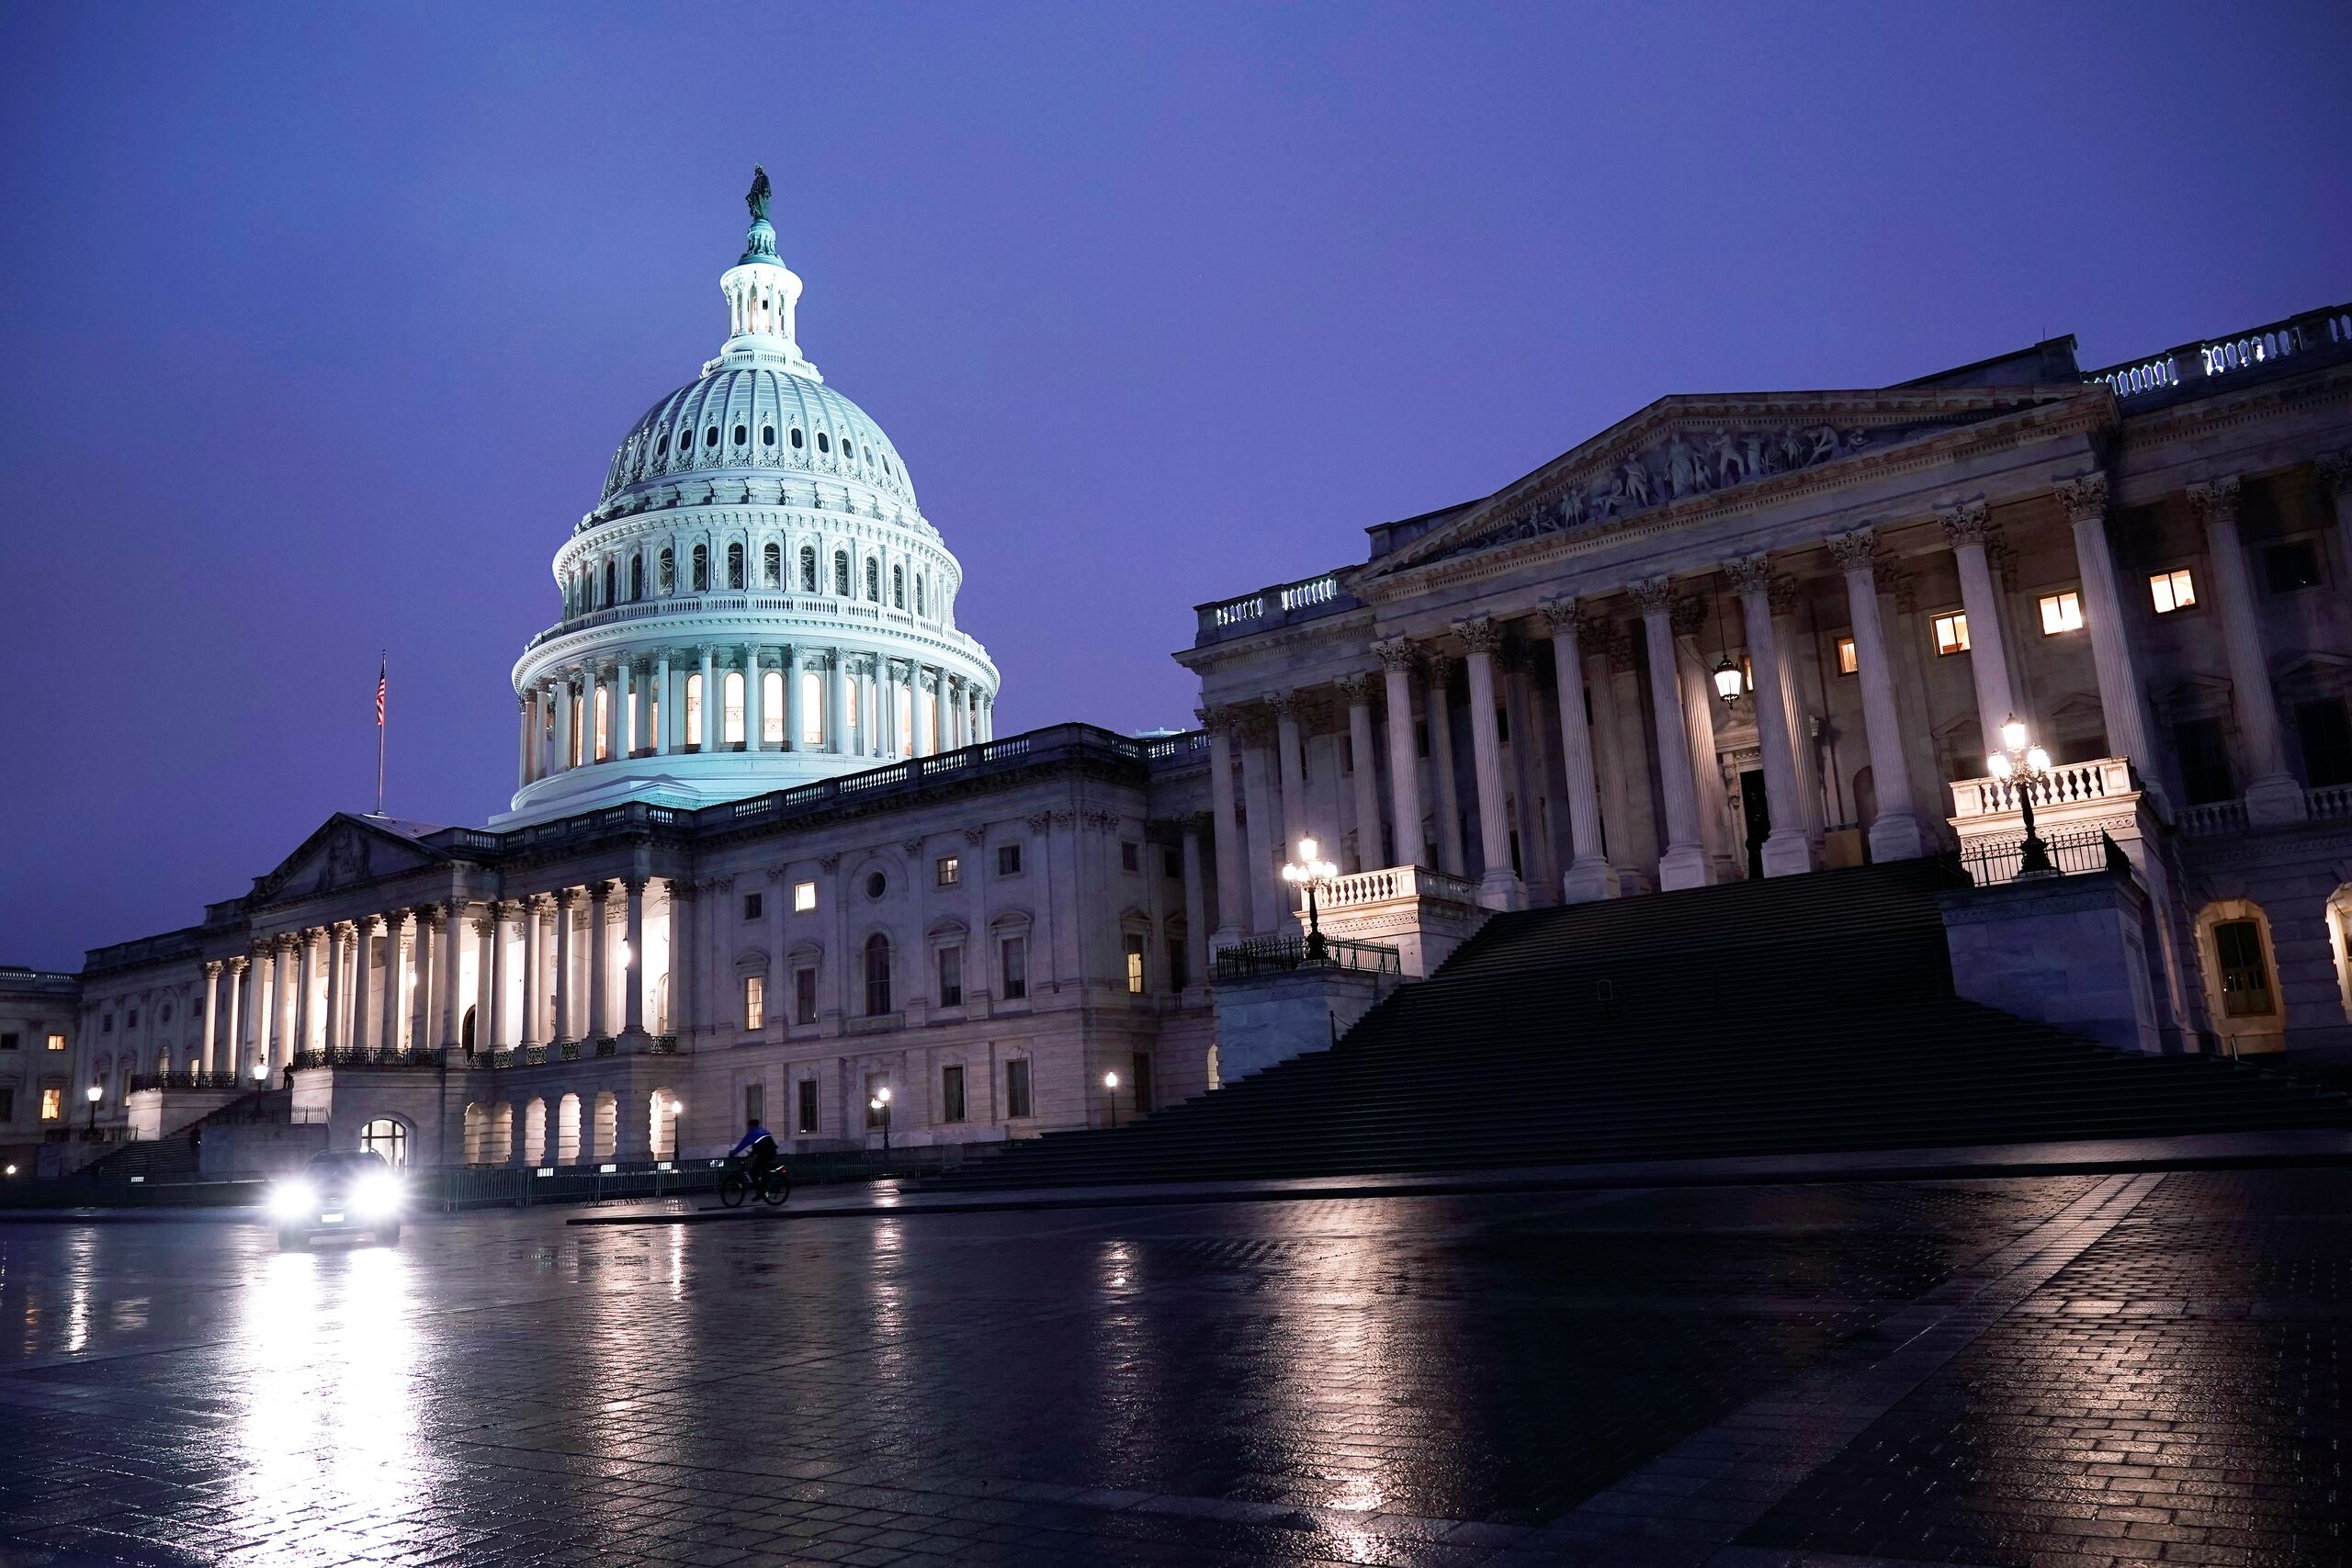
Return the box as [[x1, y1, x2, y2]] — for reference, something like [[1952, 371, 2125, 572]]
[[1212, 966, 1396, 1086], [1302, 864, 1487, 976], [1938, 871, 2164, 1055]]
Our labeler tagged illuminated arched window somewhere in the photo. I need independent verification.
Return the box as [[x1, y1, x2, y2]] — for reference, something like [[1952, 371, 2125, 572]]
[[915, 575, 925, 616], [628, 555, 644, 601], [892, 565, 905, 609], [359, 1118, 409, 1167], [763, 542, 781, 588], [658, 548, 675, 594], [691, 545, 709, 592], [594, 683, 610, 761], [865, 558, 880, 603], [603, 559, 616, 606], [726, 543, 745, 591], [762, 670, 785, 745], [723, 671, 746, 745], [798, 545, 817, 592], [684, 671, 704, 745], [833, 550, 851, 596]]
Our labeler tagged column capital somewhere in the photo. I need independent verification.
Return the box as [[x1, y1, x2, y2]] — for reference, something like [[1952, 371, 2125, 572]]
[[585, 878, 612, 903], [2053, 470, 2109, 525], [2188, 475, 2241, 527], [1938, 499, 1992, 547], [228, 954, 248, 976], [1334, 672, 1376, 705], [621, 875, 650, 896], [2316, 450, 2352, 497], [1421, 649, 1456, 683], [1724, 553, 1775, 596], [1628, 575, 1677, 615], [1194, 704, 1236, 738], [551, 886, 577, 909], [1536, 596, 1580, 633], [517, 691, 534, 713], [202, 959, 223, 978], [1262, 689, 1301, 720], [1370, 635, 1419, 672], [1450, 615, 1501, 656], [1668, 595, 1708, 637], [1826, 527, 1882, 576]]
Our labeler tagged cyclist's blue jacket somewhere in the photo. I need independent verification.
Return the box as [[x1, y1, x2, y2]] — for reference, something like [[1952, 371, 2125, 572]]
[[730, 1125, 776, 1157]]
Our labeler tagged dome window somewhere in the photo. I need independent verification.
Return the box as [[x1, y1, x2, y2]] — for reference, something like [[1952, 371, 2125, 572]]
[[865, 872, 887, 901], [726, 543, 745, 591], [842, 439, 856, 459], [832, 550, 851, 596], [882, 455, 892, 477], [817, 431, 831, 455], [798, 545, 817, 592], [733, 423, 748, 446], [761, 425, 776, 447], [762, 542, 781, 588], [789, 427, 804, 449], [654, 434, 668, 456]]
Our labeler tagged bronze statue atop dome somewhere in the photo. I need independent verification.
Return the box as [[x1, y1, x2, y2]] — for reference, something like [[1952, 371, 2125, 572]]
[[746, 164, 772, 224]]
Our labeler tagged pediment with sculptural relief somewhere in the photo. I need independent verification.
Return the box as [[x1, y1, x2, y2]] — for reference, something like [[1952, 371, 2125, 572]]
[[1368, 384, 2104, 581], [246, 813, 454, 907]]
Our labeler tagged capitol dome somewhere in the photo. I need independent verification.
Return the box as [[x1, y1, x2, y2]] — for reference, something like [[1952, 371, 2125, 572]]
[[494, 171, 1000, 828]]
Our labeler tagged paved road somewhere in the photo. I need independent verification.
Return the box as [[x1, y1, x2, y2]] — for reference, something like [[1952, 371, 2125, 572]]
[[0, 1169, 2343, 1566]]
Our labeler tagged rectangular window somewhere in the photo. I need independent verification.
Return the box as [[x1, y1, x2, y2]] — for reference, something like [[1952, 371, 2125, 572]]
[[935, 855, 960, 887], [1001, 936, 1028, 999], [0, 1032, 16, 1052], [1121, 841, 1139, 873], [1125, 934, 1147, 995], [126, 1009, 138, 1029], [796, 1077, 818, 1134], [1932, 612, 1970, 655], [741, 975, 764, 1032], [941, 1063, 967, 1123], [997, 844, 1022, 876], [2037, 591, 2083, 635], [2296, 699, 2352, 788], [794, 966, 817, 1025], [102, 1015, 113, 1034], [40, 1087, 63, 1121], [2264, 540, 2322, 593], [743, 1082, 764, 1128], [938, 945, 963, 1007], [2173, 718, 2236, 806], [742, 892, 763, 922], [2150, 568, 2196, 614], [793, 880, 816, 913], [1131, 1052, 1154, 1113], [1835, 637, 1858, 676], [46, 1033, 64, 1053], [1163, 848, 1182, 879], [0, 1088, 13, 1122], [1005, 1057, 1033, 1119], [2213, 920, 2275, 1017]]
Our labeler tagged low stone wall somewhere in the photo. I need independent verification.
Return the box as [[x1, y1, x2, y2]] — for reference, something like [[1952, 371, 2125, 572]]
[[1938, 870, 2165, 1054], [1212, 966, 1396, 1085]]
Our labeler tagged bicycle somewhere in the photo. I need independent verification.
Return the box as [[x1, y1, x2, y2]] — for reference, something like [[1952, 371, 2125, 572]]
[[718, 1156, 793, 1208]]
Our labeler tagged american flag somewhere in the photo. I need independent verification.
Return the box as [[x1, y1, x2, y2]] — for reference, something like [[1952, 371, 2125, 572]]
[[375, 655, 387, 728]]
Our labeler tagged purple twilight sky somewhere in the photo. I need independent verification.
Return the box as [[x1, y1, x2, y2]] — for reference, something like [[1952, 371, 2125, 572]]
[[2, 2, 2347, 970]]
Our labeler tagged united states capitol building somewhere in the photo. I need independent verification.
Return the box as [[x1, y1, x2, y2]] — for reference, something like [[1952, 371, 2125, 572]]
[[6, 178, 2350, 1177]]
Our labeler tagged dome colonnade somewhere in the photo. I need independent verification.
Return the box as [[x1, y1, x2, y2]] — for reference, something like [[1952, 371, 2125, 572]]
[[502, 182, 998, 824]]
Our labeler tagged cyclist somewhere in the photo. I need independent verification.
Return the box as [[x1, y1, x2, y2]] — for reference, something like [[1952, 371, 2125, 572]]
[[729, 1116, 780, 1184]]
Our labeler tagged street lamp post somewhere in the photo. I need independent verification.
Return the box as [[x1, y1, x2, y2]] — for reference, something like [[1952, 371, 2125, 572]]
[[85, 1083, 102, 1133], [869, 1085, 893, 1156], [1280, 837, 1340, 964], [1986, 713, 2056, 876], [1103, 1069, 1120, 1130]]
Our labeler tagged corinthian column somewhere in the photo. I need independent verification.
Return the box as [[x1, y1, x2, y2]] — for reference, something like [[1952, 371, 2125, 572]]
[[1633, 578, 1713, 890], [516, 693, 537, 789], [2055, 472, 2164, 812], [222, 957, 247, 1080], [519, 897, 544, 1048], [199, 961, 222, 1077], [1540, 600, 1615, 901], [586, 881, 612, 1040], [1939, 502, 2019, 748], [1372, 638, 1426, 869], [2190, 477, 2303, 823], [348, 916, 376, 1057], [551, 888, 576, 1043], [323, 924, 347, 1053], [1201, 707, 1248, 948], [1827, 529, 1924, 860], [1451, 616, 1524, 910], [622, 878, 648, 1035], [1338, 673, 1385, 871], [1728, 554, 1815, 876], [1423, 654, 1465, 874]]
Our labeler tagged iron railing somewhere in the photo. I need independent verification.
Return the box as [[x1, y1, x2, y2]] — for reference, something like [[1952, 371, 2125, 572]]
[[128, 1069, 250, 1092], [290, 1047, 445, 1072], [1213, 933, 1402, 980], [1956, 828, 2131, 887]]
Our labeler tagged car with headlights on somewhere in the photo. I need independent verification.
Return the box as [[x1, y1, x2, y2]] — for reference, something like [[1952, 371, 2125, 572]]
[[270, 1150, 404, 1247]]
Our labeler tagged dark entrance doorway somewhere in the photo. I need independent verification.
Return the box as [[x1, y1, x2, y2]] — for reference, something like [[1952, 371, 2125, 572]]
[[1738, 769, 1770, 880]]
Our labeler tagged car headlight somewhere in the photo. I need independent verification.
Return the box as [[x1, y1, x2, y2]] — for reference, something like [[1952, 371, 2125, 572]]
[[352, 1172, 402, 1219], [269, 1179, 317, 1221]]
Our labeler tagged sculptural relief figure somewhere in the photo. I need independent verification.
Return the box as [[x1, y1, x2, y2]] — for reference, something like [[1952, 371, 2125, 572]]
[[1711, 431, 1746, 487], [1560, 487, 1588, 526], [1664, 436, 1703, 499], [1620, 458, 1653, 507], [1806, 423, 1842, 463], [1778, 428, 1811, 471]]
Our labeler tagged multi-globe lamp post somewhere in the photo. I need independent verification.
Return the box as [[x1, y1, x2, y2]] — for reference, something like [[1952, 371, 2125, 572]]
[[868, 1084, 893, 1155], [1985, 712, 2055, 877], [1102, 1070, 1121, 1130], [1281, 837, 1340, 963]]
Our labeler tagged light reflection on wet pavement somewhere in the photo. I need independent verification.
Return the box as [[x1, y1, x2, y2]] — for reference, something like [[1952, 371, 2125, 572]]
[[0, 1169, 2343, 1566]]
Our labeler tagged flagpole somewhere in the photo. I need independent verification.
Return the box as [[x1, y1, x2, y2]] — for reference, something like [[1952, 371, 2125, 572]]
[[375, 651, 387, 817]]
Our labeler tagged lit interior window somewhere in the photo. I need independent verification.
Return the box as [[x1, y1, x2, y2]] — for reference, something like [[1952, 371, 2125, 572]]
[[684, 673, 704, 743], [794, 880, 817, 913], [1932, 612, 1970, 656], [2038, 591, 2084, 635], [762, 671, 785, 745], [1836, 637, 1858, 675], [2150, 568, 2197, 614], [723, 671, 746, 744], [799, 669, 824, 745], [594, 685, 610, 761]]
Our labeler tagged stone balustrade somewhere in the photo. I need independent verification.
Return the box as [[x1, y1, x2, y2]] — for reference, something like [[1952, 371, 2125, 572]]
[[1948, 757, 2135, 824]]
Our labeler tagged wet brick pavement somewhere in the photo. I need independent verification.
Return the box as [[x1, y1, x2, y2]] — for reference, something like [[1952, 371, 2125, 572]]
[[0, 1169, 2341, 1566]]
